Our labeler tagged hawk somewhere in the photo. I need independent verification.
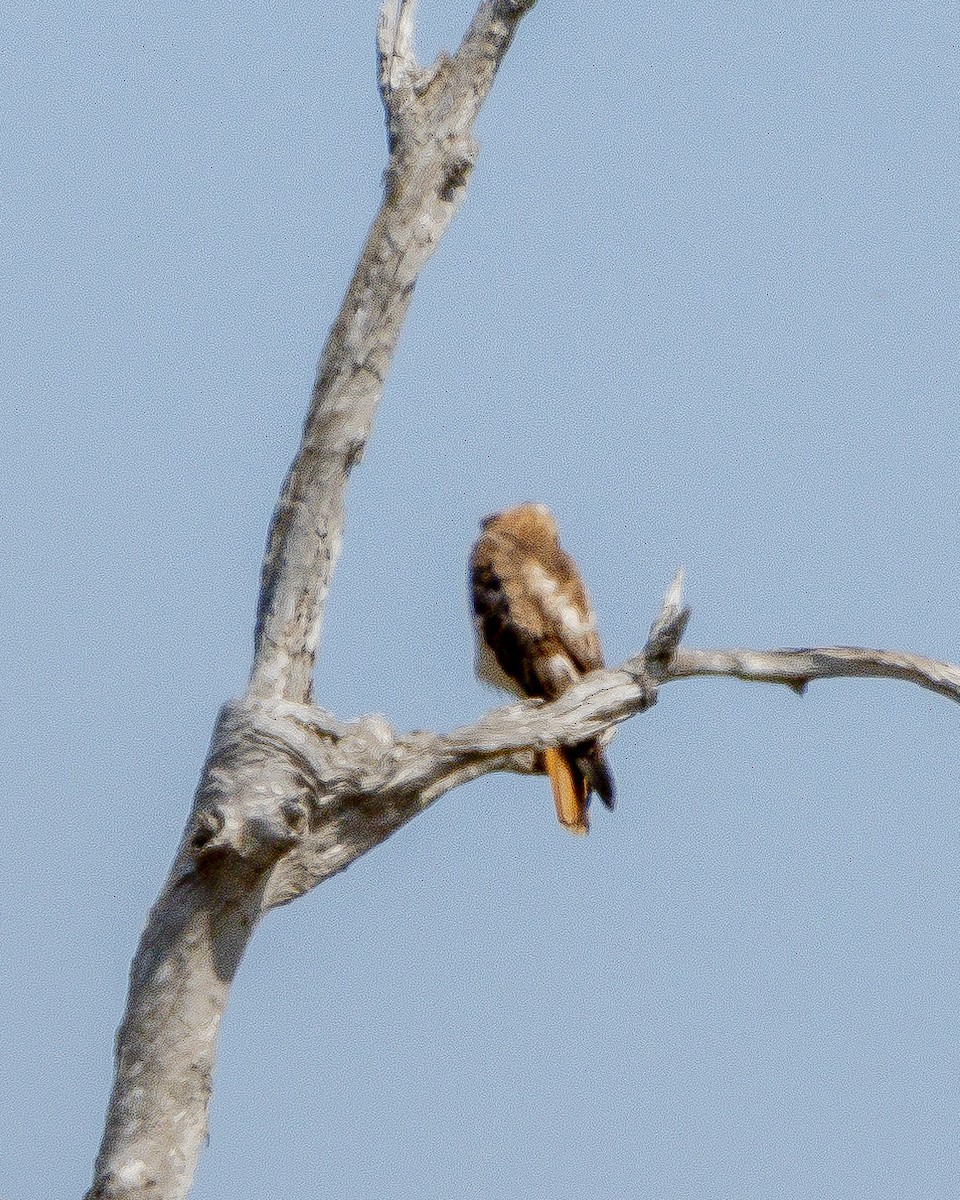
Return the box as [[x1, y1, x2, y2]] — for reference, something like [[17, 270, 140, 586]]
[[470, 502, 614, 835]]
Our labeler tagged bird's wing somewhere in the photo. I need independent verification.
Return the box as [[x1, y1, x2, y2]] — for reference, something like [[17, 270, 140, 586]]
[[471, 531, 604, 701], [518, 542, 604, 678]]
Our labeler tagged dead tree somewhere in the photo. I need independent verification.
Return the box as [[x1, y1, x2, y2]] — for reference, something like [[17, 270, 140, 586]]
[[85, 2, 960, 1197]]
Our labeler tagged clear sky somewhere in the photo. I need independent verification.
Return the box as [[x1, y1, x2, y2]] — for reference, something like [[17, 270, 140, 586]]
[[4, 2, 960, 1197]]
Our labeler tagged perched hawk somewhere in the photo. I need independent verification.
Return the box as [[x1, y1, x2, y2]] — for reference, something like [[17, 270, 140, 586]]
[[470, 503, 614, 835]]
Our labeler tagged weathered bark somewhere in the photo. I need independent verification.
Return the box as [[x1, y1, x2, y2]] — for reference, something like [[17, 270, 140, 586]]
[[86, 3, 537, 1197], [250, 0, 533, 705], [85, 4, 960, 1199]]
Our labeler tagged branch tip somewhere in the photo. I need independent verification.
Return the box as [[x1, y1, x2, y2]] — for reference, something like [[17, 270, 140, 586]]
[[643, 568, 692, 666], [378, 0, 418, 98], [663, 567, 685, 611]]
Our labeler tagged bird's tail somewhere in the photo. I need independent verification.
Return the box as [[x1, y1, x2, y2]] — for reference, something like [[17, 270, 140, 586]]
[[544, 747, 588, 835], [544, 741, 615, 835], [574, 741, 615, 811]]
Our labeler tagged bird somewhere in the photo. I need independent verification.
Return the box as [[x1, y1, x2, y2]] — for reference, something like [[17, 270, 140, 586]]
[[469, 502, 614, 834]]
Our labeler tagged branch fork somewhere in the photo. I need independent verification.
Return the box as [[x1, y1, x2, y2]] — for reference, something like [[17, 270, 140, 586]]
[[185, 565, 960, 921], [86, 2, 959, 1197]]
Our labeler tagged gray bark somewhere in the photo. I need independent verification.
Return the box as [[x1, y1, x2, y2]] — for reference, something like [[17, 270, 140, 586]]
[[85, 5, 960, 1199], [85, 3, 537, 1196]]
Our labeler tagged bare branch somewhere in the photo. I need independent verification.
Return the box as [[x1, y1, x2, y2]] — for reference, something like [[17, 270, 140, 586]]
[[90, 544, 960, 1200], [389, 627, 960, 818], [377, 0, 418, 97], [250, 0, 537, 705], [643, 567, 691, 666], [86, 3, 537, 1198], [86, 0, 956, 1194], [203, 613, 960, 913], [667, 644, 960, 703]]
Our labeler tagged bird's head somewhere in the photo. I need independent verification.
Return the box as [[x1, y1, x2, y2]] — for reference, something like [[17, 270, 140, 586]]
[[479, 502, 559, 545]]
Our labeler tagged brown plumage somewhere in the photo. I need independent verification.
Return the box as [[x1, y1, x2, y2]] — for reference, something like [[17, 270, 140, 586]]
[[470, 503, 614, 834]]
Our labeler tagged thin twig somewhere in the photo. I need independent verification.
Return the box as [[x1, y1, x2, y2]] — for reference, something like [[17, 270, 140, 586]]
[[667, 644, 960, 703]]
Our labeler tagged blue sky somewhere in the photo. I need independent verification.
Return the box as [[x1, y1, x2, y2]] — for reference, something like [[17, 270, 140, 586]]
[[4, 2, 960, 1197]]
